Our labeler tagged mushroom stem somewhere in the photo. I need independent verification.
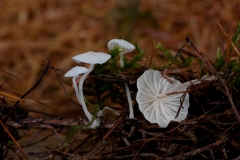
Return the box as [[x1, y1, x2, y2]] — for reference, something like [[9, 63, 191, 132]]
[[158, 75, 217, 97], [125, 83, 134, 119], [119, 52, 134, 119], [78, 64, 94, 121], [119, 53, 124, 67], [72, 75, 82, 105]]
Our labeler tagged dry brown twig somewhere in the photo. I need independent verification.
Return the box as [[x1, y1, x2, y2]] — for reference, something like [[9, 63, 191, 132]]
[[161, 139, 226, 159], [0, 91, 24, 102], [149, 39, 156, 67], [0, 120, 28, 160], [217, 21, 240, 57]]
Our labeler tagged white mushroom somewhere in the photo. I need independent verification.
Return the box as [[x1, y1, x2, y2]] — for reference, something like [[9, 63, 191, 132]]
[[107, 39, 135, 67], [64, 66, 89, 106], [72, 51, 111, 128], [107, 39, 135, 119], [136, 69, 216, 128]]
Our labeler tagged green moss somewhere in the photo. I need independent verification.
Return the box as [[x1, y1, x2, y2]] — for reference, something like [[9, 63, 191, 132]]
[[122, 42, 145, 71], [155, 43, 194, 70]]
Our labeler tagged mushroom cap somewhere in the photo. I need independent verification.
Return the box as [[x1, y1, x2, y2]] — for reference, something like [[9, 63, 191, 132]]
[[136, 69, 189, 128], [107, 39, 135, 54], [72, 51, 111, 64], [64, 66, 88, 77]]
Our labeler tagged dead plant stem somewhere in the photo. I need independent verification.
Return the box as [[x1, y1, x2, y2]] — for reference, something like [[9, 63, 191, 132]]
[[217, 21, 240, 57], [0, 120, 28, 159]]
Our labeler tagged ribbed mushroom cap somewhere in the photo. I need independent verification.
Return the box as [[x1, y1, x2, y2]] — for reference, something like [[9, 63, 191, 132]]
[[136, 69, 189, 128], [72, 51, 111, 64], [64, 66, 88, 77], [107, 39, 135, 54]]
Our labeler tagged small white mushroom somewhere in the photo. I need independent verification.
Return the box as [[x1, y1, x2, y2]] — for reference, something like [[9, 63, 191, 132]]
[[136, 69, 216, 128], [107, 39, 135, 119], [72, 51, 111, 128], [107, 39, 135, 67], [64, 66, 89, 106]]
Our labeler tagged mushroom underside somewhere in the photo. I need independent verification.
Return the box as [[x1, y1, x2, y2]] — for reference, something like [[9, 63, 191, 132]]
[[136, 69, 190, 128], [137, 91, 189, 127]]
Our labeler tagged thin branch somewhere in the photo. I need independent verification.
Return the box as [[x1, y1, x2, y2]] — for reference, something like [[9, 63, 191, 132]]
[[0, 120, 28, 160], [168, 139, 225, 159], [0, 91, 24, 102], [149, 39, 156, 67], [217, 21, 240, 57], [5, 117, 114, 129]]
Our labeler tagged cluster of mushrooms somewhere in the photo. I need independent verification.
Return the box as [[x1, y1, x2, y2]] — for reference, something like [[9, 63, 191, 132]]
[[65, 39, 217, 129]]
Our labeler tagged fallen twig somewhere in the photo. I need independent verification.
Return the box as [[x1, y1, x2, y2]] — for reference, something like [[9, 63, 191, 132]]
[[0, 91, 24, 102], [166, 139, 226, 159], [0, 120, 28, 159], [217, 21, 240, 57]]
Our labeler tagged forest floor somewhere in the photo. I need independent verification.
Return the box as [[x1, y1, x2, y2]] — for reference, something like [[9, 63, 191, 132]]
[[1, 0, 240, 159]]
